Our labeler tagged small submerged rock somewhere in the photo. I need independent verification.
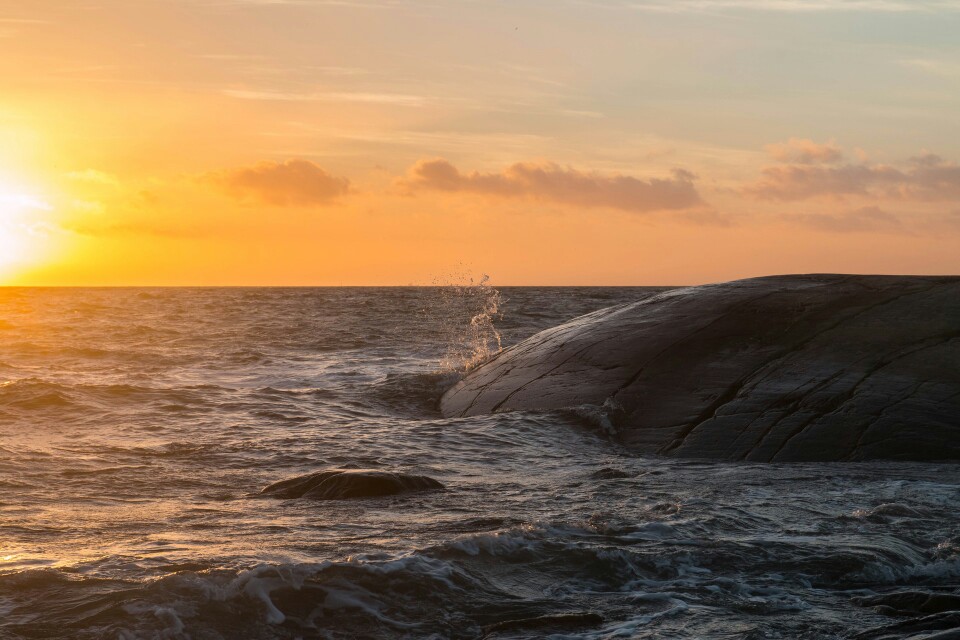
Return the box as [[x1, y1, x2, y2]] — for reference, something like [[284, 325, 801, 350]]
[[258, 469, 444, 500], [590, 467, 636, 480]]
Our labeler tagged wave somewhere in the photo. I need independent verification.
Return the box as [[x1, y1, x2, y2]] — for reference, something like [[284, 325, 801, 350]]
[[368, 370, 462, 417], [0, 379, 76, 410], [0, 379, 230, 415], [2, 519, 954, 639], [433, 274, 504, 373], [0, 528, 663, 639], [0, 527, 560, 636]]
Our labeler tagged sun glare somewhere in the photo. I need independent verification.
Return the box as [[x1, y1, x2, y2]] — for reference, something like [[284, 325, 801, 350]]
[[0, 181, 52, 280]]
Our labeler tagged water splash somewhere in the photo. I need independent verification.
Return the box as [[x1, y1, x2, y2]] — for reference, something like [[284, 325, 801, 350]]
[[434, 273, 504, 373]]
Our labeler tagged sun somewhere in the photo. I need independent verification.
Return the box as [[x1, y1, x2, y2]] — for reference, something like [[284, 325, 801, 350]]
[[0, 180, 53, 279]]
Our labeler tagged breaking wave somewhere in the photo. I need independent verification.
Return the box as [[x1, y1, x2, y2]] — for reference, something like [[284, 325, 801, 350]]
[[433, 273, 504, 373]]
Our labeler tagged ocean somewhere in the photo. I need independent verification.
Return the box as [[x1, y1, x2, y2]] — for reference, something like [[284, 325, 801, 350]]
[[0, 285, 958, 639]]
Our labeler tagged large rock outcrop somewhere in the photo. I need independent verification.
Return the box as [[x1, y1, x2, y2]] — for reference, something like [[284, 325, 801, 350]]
[[440, 275, 960, 461]]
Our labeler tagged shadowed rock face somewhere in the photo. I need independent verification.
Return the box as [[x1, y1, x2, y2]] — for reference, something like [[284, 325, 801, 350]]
[[441, 274, 960, 462], [853, 591, 960, 617], [259, 469, 444, 500]]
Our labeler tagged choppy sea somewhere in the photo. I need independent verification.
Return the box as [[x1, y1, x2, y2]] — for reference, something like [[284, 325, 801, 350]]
[[1, 285, 958, 639]]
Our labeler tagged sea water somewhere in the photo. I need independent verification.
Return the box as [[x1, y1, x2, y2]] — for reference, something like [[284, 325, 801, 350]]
[[0, 286, 958, 638]]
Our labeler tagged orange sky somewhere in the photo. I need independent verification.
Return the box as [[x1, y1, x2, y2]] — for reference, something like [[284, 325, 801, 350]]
[[1, 1, 959, 285]]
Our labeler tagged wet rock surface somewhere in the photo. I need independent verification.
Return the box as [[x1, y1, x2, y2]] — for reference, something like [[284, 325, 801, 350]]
[[442, 274, 960, 461], [853, 591, 960, 616], [481, 612, 604, 637], [853, 610, 960, 640], [259, 469, 444, 500]]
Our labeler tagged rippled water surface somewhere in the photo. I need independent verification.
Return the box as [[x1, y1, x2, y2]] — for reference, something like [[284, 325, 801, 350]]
[[1, 287, 958, 639]]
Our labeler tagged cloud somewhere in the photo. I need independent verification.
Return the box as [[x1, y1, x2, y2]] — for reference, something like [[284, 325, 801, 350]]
[[223, 89, 427, 106], [899, 58, 960, 77], [0, 193, 52, 213], [743, 147, 960, 202], [223, 0, 401, 6], [56, 192, 207, 238], [766, 138, 843, 164], [63, 219, 202, 238], [66, 169, 120, 187], [785, 205, 907, 233], [679, 208, 735, 226], [939, 210, 960, 229], [399, 158, 704, 213], [783, 205, 960, 236], [205, 159, 350, 206], [558, 109, 605, 119], [613, 0, 960, 13], [0, 17, 47, 38]]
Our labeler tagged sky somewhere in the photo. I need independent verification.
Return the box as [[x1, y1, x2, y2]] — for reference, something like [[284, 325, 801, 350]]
[[0, 0, 959, 285]]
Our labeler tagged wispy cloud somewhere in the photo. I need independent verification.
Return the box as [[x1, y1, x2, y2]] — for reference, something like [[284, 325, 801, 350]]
[[0, 194, 52, 213], [0, 16, 48, 37], [213, 0, 405, 8], [399, 158, 704, 213], [288, 125, 553, 154], [63, 219, 205, 239], [743, 143, 960, 202], [223, 88, 428, 106], [610, 0, 960, 12], [898, 58, 960, 77], [558, 108, 605, 119], [782, 205, 960, 235], [66, 169, 121, 187], [785, 205, 907, 233], [196, 53, 269, 61], [766, 138, 843, 165]]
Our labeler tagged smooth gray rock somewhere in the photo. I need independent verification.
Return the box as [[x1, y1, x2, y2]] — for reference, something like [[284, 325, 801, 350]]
[[441, 274, 960, 461], [259, 469, 444, 500]]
